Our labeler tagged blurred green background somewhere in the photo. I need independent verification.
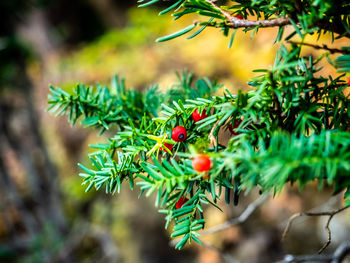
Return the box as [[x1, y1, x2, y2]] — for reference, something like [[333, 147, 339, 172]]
[[0, 1, 349, 263]]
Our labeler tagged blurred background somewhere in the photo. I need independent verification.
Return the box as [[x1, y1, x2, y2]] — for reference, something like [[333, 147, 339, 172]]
[[0, 1, 349, 262]]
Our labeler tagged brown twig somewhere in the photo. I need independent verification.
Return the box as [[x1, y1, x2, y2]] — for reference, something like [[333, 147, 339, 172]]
[[282, 205, 350, 254], [206, 0, 290, 28], [200, 194, 269, 236], [209, 119, 220, 148], [205, 1, 350, 38], [287, 41, 350, 54]]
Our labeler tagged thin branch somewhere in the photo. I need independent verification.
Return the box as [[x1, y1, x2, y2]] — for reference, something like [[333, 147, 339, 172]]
[[200, 194, 269, 236], [206, 0, 290, 28], [287, 41, 350, 54], [282, 205, 350, 254]]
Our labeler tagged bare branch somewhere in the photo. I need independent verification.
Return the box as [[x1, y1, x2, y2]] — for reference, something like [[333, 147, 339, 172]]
[[282, 205, 350, 254], [200, 194, 269, 236]]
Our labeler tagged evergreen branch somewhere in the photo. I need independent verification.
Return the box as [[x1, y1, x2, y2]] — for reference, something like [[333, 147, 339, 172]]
[[206, 0, 290, 28], [44, 0, 350, 252], [222, 131, 350, 194], [79, 151, 138, 193], [143, 0, 350, 41], [48, 76, 147, 133], [49, 53, 350, 249]]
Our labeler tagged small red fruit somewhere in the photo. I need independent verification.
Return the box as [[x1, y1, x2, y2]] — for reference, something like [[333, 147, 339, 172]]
[[192, 108, 208, 122], [192, 154, 211, 173], [347, 76, 350, 86], [236, 14, 243, 20], [176, 197, 189, 209], [228, 119, 241, 135], [172, 126, 187, 142], [160, 143, 173, 152]]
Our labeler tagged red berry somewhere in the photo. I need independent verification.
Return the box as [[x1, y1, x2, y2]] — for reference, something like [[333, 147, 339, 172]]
[[172, 126, 187, 142], [236, 14, 243, 20], [192, 108, 208, 122], [160, 143, 173, 152], [228, 119, 241, 135], [192, 154, 211, 173], [176, 197, 189, 209], [347, 76, 350, 86]]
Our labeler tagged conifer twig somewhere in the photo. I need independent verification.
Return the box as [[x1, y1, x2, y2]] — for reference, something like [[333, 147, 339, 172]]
[[206, 0, 290, 28]]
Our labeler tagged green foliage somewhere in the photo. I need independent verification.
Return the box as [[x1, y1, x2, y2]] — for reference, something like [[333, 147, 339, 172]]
[[48, 76, 146, 134], [48, 1, 350, 249], [224, 131, 350, 194]]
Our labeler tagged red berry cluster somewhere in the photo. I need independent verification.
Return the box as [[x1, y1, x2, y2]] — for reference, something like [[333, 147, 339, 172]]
[[235, 14, 243, 20], [162, 108, 211, 153]]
